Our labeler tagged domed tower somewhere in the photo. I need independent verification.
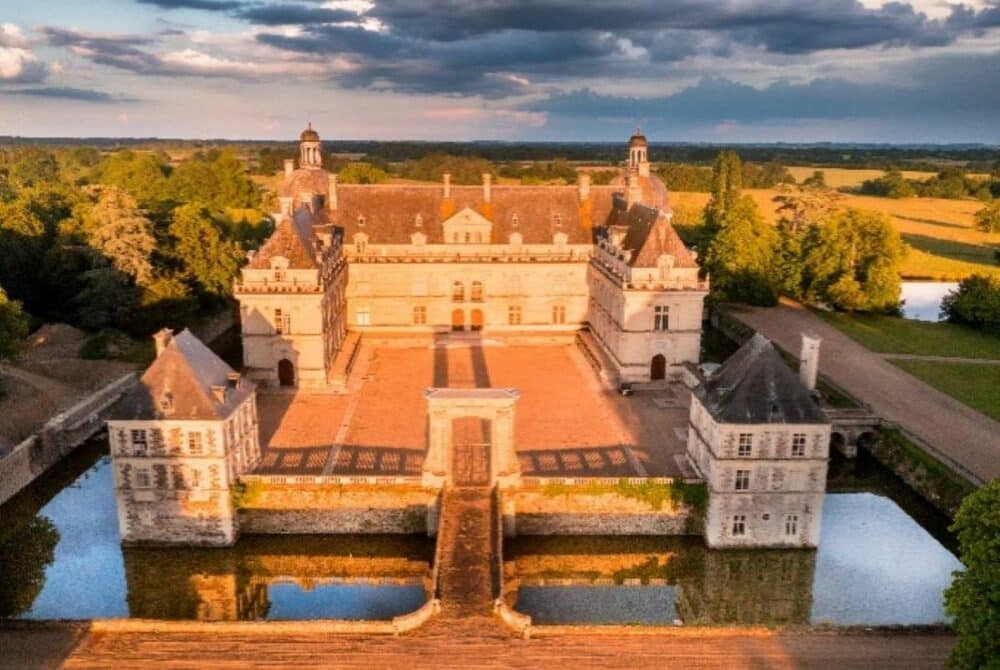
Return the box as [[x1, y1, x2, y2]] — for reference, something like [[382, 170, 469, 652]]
[[299, 122, 322, 169], [628, 127, 650, 177]]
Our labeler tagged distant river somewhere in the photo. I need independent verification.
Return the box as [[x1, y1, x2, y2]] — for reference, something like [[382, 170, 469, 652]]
[[900, 281, 958, 321]]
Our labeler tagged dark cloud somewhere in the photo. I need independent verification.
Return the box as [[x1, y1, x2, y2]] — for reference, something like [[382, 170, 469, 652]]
[[135, 0, 244, 10], [234, 4, 356, 25], [0, 86, 139, 102]]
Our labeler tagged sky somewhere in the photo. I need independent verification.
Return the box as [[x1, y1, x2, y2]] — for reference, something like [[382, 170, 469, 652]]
[[1, 0, 999, 143]]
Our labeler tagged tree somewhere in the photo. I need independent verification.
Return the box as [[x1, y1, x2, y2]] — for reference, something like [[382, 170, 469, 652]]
[[705, 151, 743, 230], [337, 162, 389, 184], [0, 515, 59, 617], [0, 284, 29, 361], [400, 154, 495, 184], [657, 163, 714, 192], [168, 204, 245, 298], [701, 195, 780, 305], [168, 149, 260, 211], [974, 202, 1000, 233], [941, 274, 1000, 333], [859, 170, 915, 198], [802, 170, 826, 188], [799, 208, 904, 312], [79, 186, 157, 286], [944, 479, 1000, 670], [6, 148, 60, 188], [99, 150, 170, 211]]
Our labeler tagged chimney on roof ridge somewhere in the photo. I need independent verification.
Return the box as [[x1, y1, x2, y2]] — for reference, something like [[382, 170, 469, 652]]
[[328, 173, 338, 211], [284, 159, 294, 178], [578, 173, 591, 201], [443, 173, 451, 199], [153, 328, 173, 357], [482, 173, 492, 203], [626, 173, 641, 208], [799, 332, 821, 391]]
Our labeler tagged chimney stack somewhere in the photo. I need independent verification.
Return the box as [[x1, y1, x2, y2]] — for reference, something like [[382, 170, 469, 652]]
[[482, 173, 492, 203], [626, 173, 641, 208], [799, 333, 821, 391], [443, 173, 451, 199], [577, 173, 591, 201], [153, 328, 174, 357], [284, 159, 294, 178], [328, 174, 338, 211]]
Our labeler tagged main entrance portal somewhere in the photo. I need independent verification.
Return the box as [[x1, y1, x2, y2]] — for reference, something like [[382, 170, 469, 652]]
[[422, 387, 520, 489]]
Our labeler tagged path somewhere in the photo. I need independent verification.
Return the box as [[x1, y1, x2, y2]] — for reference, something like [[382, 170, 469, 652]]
[[880, 353, 1000, 365], [434, 487, 498, 618], [0, 622, 955, 669], [0, 364, 79, 406], [726, 299, 1000, 483]]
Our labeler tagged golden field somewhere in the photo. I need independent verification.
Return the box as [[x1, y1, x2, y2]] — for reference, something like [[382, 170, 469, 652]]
[[670, 189, 1000, 280], [785, 166, 989, 189]]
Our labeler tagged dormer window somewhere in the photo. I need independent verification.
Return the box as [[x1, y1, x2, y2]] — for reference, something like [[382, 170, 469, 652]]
[[414, 214, 423, 228], [511, 214, 519, 228], [357, 215, 366, 227], [159, 392, 174, 412]]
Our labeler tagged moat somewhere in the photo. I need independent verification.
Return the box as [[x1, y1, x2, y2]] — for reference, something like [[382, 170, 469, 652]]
[[0, 436, 960, 626]]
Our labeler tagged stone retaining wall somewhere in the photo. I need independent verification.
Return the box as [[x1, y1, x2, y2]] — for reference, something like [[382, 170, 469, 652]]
[[0, 372, 137, 505], [238, 483, 440, 535], [504, 487, 694, 536]]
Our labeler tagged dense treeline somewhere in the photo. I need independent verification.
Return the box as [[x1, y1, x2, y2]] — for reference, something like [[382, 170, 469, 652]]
[[657, 160, 794, 192], [941, 274, 1000, 334], [697, 151, 904, 312], [858, 167, 1000, 201], [0, 146, 269, 356], [7, 137, 1000, 172]]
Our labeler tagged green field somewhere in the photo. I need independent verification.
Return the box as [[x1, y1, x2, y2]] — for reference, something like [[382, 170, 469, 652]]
[[816, 311, 1000, 359], [889, 359, 1000, 421]]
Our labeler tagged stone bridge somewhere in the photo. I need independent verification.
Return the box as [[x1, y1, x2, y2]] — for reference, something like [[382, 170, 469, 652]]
[[823, 408, 882, 458]]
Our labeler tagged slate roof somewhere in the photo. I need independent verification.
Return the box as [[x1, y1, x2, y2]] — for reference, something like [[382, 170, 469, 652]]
[[279, 167, 330, 199], [694, 333, 828, 425], [610, 197, 698, 268], [248, 206, 328, 269], [116, 329, 254, 421]]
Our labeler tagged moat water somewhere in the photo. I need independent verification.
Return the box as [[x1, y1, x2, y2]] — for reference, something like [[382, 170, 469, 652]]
[[0, 439, 960, 625]]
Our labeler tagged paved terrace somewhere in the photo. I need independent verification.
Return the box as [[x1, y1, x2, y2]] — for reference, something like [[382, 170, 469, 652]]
[[255, 339, 689, 478], [725, 299, 1000, 483]]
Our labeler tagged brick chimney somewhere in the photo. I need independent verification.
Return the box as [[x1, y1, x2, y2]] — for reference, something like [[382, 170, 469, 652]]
[[153, 328, 173, 357], [577, 173, 591, 201], [328, 174, 338, 211], [482, 173, 492, 203], [283, 159, 294, 178], [799, 333, 821, 391], [443, 173, 451, 199]]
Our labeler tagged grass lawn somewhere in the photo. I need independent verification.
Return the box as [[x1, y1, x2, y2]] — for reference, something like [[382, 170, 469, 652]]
[[816, 311, 1000, 359], [888, 359, 1000, 422]]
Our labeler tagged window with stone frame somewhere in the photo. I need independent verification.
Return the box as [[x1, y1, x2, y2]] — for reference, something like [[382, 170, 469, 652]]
[[791, 433, 807, 457], [738, 433, 753, 457], [355, 307, 371, 326], [135, 466, 151, 489], [552, 304, 566, 324], [190, 468, 202, 489], [785, 514, 799, 536], [732, 514, 747, 536], [131, 429, 148, 455], [274, 308, 291, 335], [508, 305, 522, 325], [187, 432, 203, 455], [413, 305, 427, 325], [735, 469, 751, 491], [470, 281, 484, 302], [452, 281, 465, 302], [653, 305, 669, 331]]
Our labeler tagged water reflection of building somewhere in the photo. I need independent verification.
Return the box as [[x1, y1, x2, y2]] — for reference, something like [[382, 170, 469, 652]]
[[506, 536, 816, 626], [122, 536, 433, 621]]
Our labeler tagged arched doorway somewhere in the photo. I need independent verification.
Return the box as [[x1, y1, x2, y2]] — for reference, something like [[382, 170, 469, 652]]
[[451, 309, 465, 331], [277, 359, 295, 387], [470, 309, 484, 331], [650, 354, 666, 381]]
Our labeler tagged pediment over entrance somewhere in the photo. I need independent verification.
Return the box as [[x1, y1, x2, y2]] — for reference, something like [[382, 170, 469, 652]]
[[441, 207, 493, 244]]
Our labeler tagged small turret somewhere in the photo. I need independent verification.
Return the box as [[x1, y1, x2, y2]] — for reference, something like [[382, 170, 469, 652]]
[[299, 122, 322, 169]]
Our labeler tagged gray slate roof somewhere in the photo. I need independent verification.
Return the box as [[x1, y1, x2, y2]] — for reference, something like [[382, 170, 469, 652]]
[[695, 333, 828, 425], [116, 329, 254, 421]]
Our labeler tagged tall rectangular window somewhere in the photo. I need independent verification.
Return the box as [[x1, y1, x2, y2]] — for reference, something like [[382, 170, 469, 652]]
[[738, 433, 753, 457], [355, 308, 371, 326], [135, 466, 151, 489], [274, 308, 290, 334], [470, 281, 483, 302], [187, 432, 203, 455], [792, 433, 807, 457], [735, 469, 751, 491], [552, 305, 566, 324], [785, 514, 799, 536], [508, 305, 522, 325], [732, 514, 747, 537], [654, 305, 669, 331], [452, 282, 465, 302], [413, 305, 427, 325], [130, 429, 148, 455]]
